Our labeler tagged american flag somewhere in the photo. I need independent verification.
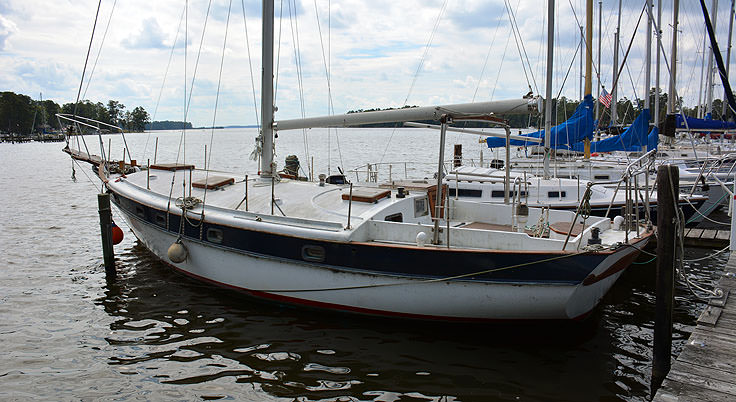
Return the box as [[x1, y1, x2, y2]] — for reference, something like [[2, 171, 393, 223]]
[[599, 88, 612, 108]]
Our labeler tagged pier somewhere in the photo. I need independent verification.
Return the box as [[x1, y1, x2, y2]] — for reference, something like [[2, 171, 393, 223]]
[[653, 252, 736, 401], [683, 228, 731, 248]]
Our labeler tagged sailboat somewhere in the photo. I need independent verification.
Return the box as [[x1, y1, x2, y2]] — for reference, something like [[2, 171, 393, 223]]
[[64, 0, 651, 320]]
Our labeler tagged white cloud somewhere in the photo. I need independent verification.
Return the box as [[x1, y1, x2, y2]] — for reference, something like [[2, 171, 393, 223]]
[[122, 18, 169, 49], [0, 15, 18, 51], [0, 0, 733, 126]]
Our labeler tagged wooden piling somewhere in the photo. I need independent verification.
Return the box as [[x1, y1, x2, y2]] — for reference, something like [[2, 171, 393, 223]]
[[652, 164, 678, 393], [97, 192, 115, 278]]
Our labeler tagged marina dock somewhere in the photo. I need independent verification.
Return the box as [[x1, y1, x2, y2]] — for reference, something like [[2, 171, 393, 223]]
[[683, 228, 731, 248], [653, 252, 736, 401]]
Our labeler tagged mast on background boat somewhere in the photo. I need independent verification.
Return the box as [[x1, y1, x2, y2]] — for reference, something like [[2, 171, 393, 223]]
[[644, 0, 653, 152], [705, 0, 719, 118], [722, 0, 735, 117], [543, 0, 554, 179], [260, 0, 275, 178], [655, 0, 662, 127], [667, 0, 679, 114], [584, 0, 592, 159], [612, 0, 622, 126], [596, 1, 602, 128], [698, 29, 708, 118]]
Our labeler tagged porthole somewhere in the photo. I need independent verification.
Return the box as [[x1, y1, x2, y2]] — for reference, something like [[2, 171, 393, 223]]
[[154, 214, 166, 227], [302, 245, 326, 262], [206, 228, 224, 244], [384, 212, 403, 222], [135, 205, 145, 218]]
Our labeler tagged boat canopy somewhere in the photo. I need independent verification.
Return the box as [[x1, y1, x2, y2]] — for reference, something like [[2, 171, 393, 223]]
[[648, 126, 658, 151], [675, 114, 736, 130], [568, 109, 650, 153], [486, 95, 594, 149]]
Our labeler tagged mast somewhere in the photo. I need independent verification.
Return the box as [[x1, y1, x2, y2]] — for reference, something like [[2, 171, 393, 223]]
[[596, 1, 602, 126], [698, 29, 708, 118], [643, 0, 653, 151], [655, 0, 662, 127], [584, 0, 592, 159], [645, 0, 652, 115], [667, 0, 679, 114], [698, 0, 736, 119], [543, 0, 554, 179], [260, 0, 275, 177], [723, 0, 735, 117], [706, 0, 719, 117], [580, 26, 584, 100], [612, 0, 622, 126]]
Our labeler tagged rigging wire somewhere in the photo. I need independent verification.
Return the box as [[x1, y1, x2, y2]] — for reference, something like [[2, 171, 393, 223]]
[[142, 5, 186, 164], [241, 0, 261, 129], [81, 0, 117, 101], [200, 0, 235, 228], [275, 0, 284, 97], [287, 0, 310, 171], [503, 0, 535, 93], [312, 0, 343, 173], [378, 0, 449, 164], [565, 0, 602, 90], [70, 0, 103, 161]]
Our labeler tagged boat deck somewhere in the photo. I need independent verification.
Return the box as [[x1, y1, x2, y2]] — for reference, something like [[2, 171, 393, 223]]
[[118, 167, 420, 226]]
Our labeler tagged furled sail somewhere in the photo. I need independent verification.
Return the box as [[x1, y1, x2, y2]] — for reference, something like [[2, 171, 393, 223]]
[[675, 114, 736, 130], [568, 109, 650, 153], [647, 126, 658, 151], [486, 95, 594, 149]]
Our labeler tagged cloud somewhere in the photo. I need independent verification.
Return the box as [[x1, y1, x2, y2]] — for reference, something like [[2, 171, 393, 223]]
[[0, 15, 18, 51], [122, 18, 169, 49]]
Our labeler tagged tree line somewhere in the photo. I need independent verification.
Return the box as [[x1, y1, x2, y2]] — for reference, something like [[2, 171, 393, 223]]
[[0, 91, 155, 135]]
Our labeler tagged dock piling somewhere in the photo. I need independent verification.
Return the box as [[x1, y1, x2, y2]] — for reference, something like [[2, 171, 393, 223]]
[[97, 192, 116, 279], [652, 164, 678, 393]]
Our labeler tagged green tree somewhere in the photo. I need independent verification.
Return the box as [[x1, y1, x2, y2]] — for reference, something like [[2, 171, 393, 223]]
[[40, 99, 61, 129], [0, 92, 35, 134], [128, 106, 150, 132], [107, 100, 125, 126]]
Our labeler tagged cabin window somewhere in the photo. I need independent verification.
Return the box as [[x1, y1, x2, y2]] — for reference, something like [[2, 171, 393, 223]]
[[594, 175, 610, 180], [206, 228, 224, 244], [491, 190, 526, 198], [135, 205, 145, 218], [301, 245, 326, 262], [154, 213, 166, 227], [414, 197, 428, 217], [448, 188, 483, 197], [548, 191, 567, 198], [384, 213, 403, 222]]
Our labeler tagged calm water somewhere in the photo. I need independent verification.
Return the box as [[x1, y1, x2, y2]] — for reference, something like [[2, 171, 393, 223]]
[[0, 130, 728, 401]]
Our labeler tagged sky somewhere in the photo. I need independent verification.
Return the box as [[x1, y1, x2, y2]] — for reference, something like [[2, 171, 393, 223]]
[[1, 0, 735, 127]]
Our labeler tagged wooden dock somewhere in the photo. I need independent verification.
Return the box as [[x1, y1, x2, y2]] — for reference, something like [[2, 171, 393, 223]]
[[683, 228, 730, 248], [653, 252, 736, 401]]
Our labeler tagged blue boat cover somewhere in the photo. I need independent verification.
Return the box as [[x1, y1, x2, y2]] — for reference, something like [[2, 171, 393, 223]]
[[568, 109, 651, 152], [648, 126, 658, 151], [676, 114, 736, 130], [486, 95, 594, 148]]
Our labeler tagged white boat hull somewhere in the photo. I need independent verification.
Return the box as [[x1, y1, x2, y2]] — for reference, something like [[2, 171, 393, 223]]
[[121, 208, 641, 321]]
